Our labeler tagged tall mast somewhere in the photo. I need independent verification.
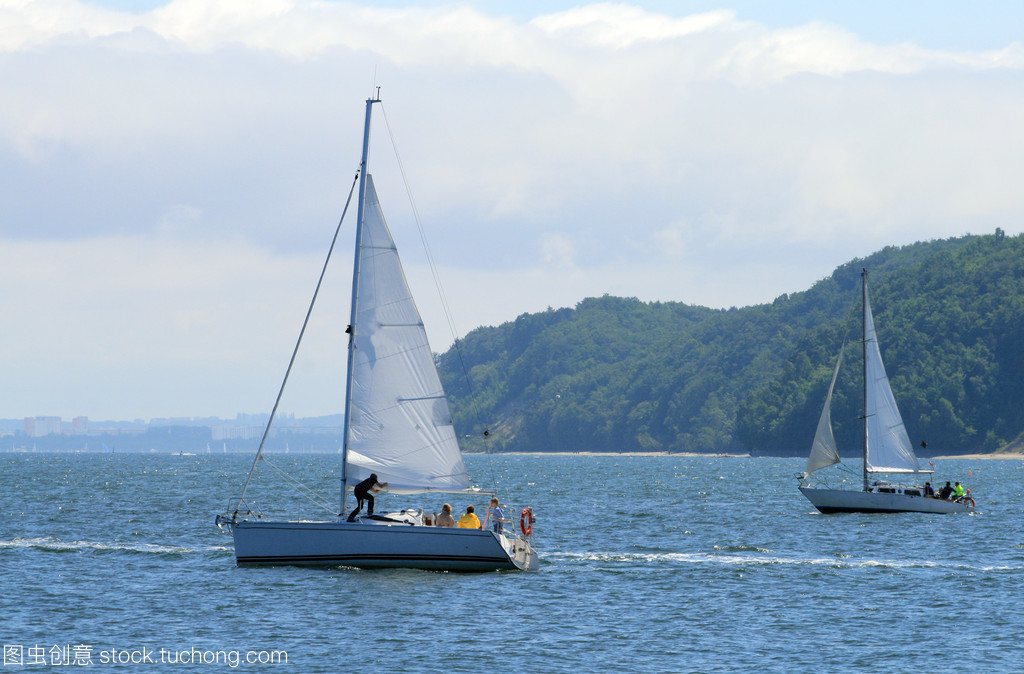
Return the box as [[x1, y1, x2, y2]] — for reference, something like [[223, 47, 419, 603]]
[[340, 95, 380, 515], [861, 267, 869, 491]]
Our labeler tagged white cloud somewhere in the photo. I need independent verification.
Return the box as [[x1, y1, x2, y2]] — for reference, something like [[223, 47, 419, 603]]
[[531, 5, 734, 49], [540, 232, 576, 268], [1, 0, 1022, 418], [0, 234, 349, 417], [651, 225, 686, 259]]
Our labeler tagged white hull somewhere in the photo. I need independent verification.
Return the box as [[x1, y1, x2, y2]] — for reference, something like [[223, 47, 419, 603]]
[[800, 487, 972, 514], [229, 519, 539, 572]]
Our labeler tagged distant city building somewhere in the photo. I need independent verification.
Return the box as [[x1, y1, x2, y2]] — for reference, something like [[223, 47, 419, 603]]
[[212, 426, 263, 441], [3, 414, 342, 451], [25, 416, 63, 437], [150, 417, 193, 426]]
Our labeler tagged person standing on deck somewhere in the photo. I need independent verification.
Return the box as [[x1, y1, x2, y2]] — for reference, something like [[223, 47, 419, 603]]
[[347, 474, 388, 521], [487, 497, 506, 533]]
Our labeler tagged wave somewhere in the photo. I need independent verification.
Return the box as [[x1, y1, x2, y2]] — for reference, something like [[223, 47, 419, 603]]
[[549, 550, 1023, 572], [713, 544, 774, 554], [0, 536, 230, 556]]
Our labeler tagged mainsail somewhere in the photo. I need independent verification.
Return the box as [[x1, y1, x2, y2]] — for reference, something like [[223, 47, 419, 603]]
[[345, 175, 470, 493], [862, 284, 922, 474], [805, 348, 843, 476]]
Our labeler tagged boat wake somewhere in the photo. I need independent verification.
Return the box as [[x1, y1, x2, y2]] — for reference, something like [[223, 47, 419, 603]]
[[0, 536, 230, 557], [551, 550, 1022, 572]]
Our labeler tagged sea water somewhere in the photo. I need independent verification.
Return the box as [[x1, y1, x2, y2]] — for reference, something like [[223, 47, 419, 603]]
[[1, 453, 1022, 672]]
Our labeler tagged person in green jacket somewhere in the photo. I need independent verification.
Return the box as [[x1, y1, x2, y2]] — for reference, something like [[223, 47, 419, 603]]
[[953, 481, 965, 499]]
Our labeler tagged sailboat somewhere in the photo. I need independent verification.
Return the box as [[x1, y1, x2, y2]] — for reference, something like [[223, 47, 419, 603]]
[[798, 269, 975, 514], [216, 96, 539, 571]]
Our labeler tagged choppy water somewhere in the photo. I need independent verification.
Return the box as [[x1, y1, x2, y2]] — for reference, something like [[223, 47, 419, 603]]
[[2, 453, 1022, 671]]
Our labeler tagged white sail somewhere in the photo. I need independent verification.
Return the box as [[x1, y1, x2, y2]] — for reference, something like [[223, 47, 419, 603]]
[[797, 269, 971, 515], [221, 97, 540, 572], [863, 286, 921, 474], [345, 175, 470, 493], [805, 348, 843, 475]]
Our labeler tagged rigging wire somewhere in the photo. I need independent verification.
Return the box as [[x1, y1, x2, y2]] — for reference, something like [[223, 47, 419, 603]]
[[260, 455, 336, 515], [379, 104, 463, 359], [233, 172, 360, 514], [378, 105, 491, 436], [379, 103, 516, 506], [809, 292, 873, 483]]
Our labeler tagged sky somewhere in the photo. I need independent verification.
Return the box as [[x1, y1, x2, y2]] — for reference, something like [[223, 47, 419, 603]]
[[2, 1, 1022, 421]]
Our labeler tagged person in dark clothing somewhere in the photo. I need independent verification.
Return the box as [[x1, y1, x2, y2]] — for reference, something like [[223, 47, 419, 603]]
[[923, 482, 935, 497], [938, 481, 953, 500], [347, 474, 388, 522]]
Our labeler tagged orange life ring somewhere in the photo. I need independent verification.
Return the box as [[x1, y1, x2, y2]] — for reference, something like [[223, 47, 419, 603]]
[[963, 497, 975, 508], [519, 507, 534, 536]]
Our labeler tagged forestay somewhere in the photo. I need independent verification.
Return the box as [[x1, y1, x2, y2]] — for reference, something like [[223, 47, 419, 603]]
[[345, 175, 470, 493], [862, 285, 921, 474]]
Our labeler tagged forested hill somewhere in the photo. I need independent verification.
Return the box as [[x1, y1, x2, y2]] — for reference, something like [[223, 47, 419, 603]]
[[437, 231, 1024, 456]]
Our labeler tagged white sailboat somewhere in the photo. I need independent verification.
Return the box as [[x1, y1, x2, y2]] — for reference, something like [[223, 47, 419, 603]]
[[798, 269, 975, 514], [217, 96, 539, 571]]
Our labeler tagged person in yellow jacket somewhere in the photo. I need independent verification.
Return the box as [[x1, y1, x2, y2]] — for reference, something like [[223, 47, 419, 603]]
[[953, 481, 965, 499], [456, 504, 481, 529]]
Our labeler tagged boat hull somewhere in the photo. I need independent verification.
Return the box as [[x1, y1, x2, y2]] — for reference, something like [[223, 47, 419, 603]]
[[800, 487, 972, 514], [229, 520, 539, 572]]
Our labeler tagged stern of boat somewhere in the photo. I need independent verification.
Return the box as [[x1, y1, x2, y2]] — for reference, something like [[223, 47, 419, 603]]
[[497, 531, 539, 571]]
